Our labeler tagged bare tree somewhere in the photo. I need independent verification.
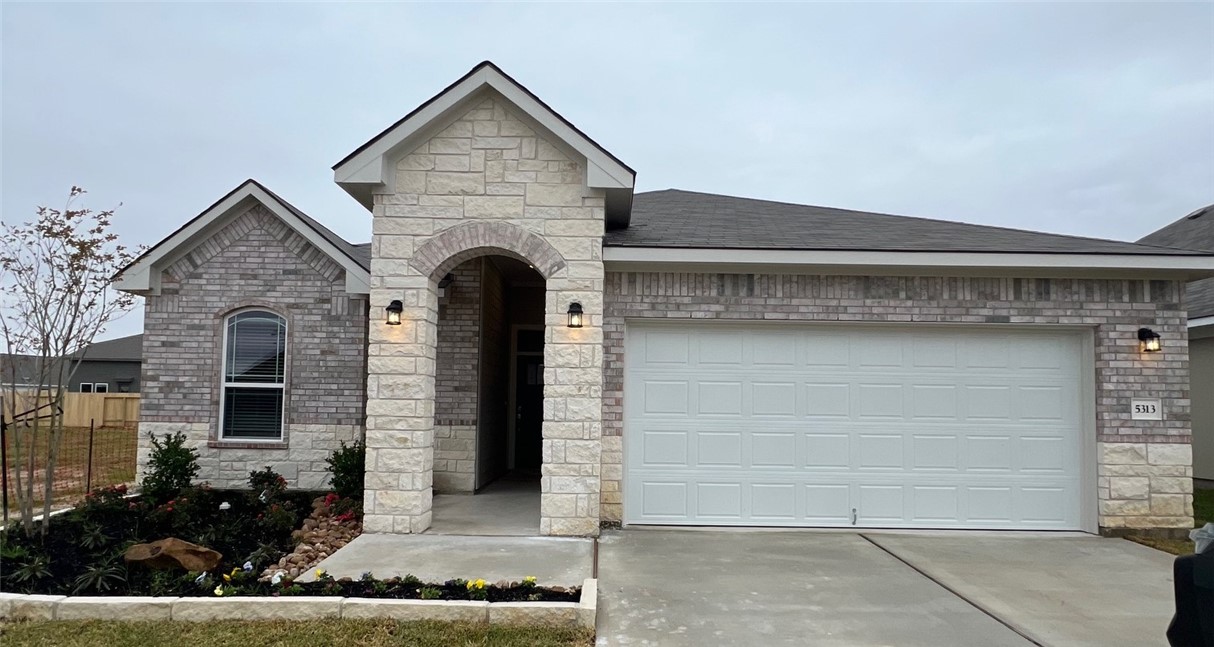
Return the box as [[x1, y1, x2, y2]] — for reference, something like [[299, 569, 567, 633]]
[[0, 187, 139, 536]]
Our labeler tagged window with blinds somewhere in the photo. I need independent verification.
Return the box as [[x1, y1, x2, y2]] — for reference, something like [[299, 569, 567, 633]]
[[221, 310, 286, 440]]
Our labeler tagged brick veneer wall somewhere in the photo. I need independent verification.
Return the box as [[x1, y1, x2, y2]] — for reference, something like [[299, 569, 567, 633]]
[[365, 93, 604, 536], [137, 205, 368, 489], [433, 258, 482, 492], [600, 272, 1193, 531]]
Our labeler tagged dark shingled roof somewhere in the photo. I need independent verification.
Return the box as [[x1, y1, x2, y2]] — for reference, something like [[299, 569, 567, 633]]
[[72, 334, 143, 362], [1138, 204, 1214, 319], [606, 189, 1201, 256]]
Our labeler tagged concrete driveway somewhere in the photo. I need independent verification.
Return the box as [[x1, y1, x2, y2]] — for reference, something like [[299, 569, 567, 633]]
[[596, 529, 1177, 647]]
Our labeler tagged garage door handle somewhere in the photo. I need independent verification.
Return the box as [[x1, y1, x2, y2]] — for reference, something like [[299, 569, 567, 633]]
[[851, 508, 857, 526]]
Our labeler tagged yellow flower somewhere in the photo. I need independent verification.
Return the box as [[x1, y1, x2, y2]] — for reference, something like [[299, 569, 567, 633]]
[[466, 580, 474, 590], [475, 579, 486, 589], [523, 576, 536, 584], [222, 574, 231, 583], [314, 568, 326, 579], [213, 585, 225, 597]]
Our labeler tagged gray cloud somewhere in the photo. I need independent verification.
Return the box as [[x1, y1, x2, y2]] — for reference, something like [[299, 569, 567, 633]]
[[3, 2, 1211, 339]]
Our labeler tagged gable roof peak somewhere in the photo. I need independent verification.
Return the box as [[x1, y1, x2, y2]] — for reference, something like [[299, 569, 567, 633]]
[[332, 61, 635, 226]]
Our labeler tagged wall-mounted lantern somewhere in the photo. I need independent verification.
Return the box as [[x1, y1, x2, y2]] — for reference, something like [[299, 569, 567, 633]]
[[437, 273, 454, 298], [385, 300, 403, 326], [1137, 327, 1161, 353], [567, 302, 584, 328]]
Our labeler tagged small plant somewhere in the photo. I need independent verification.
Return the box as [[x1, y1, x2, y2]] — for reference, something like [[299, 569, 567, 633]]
[[140, 432, 200, 504], [249, 466, 288, 502], [325, 440, 365, 500], [465, 577, 488, 600], [419, 586, 442, 600], [71, 555, 127, 594]]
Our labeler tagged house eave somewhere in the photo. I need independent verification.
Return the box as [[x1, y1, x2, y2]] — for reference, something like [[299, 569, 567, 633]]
[[333, 62, 636, 215], [602, 247, 1214, 280]]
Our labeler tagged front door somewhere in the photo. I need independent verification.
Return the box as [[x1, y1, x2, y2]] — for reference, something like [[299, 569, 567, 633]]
[[514, 354, 544, 471]]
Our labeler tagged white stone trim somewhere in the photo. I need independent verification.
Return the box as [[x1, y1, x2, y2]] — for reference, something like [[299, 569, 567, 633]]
[[333, 63, 634, 210], [1188, 315, 1214, 329], [0, 580, 596, 628], [603, 247, 1214, 279], [114, 181, 371, 295]]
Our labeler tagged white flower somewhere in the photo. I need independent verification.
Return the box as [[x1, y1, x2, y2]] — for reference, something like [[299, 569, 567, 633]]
[[213, 585, 225, 597], [242, 561, 254, 572], [271, 571, 285, 585], [259, 491, 268, 503], [194, 573, 207, 585], [218, 502, 231, 511]]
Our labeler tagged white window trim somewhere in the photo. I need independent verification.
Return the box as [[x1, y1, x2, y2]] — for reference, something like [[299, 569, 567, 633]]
[[93, 383, 109, 394], [79, 383, 94, 393], [218, 309, 287, 443]]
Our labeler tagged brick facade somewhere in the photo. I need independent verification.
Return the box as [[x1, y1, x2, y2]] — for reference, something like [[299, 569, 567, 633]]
[[364, 94, 605, 536], [600, 272, 1194, 531], [137, 205, 368, 489]]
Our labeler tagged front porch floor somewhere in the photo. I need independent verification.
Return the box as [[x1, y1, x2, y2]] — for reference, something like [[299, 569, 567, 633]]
[[299, 533, 592, 588], [430, 477, 541, 536]]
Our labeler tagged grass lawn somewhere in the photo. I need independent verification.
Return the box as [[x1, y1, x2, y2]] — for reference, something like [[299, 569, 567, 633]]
[[0, 619, 594, 647], [3, 426, 136, 518], [1125, 487, 1213, 555]]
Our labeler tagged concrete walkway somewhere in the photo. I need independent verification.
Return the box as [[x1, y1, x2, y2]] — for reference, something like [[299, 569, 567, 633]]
[[430, 478, 540, 536], [300, 534, 591, 587], [597, 529, 1177, 647]]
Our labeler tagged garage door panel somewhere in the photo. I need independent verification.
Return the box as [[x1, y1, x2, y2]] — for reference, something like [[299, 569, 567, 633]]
[[625, 325, 1085, 529]]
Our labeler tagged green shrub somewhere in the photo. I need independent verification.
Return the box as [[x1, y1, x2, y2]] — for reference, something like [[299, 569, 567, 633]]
[[248, 466, 288, 501], [325, 440, 365, 500], [140, 432, 199, 504]]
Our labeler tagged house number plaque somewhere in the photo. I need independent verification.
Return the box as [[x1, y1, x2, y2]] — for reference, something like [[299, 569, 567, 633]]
[[1130, 398, 1163, 421]]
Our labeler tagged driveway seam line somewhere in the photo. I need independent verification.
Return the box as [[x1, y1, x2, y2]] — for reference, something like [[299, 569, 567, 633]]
[[859, 534, 1047, 647]]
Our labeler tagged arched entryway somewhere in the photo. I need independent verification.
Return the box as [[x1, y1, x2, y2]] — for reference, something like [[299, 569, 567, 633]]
[[428, 254, 546, 535]]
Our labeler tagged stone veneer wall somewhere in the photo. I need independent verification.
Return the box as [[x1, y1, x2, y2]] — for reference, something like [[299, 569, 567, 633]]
[[138, 205, 368, 489], [365, 93, 604, 536], [433, 259, 483, 492], [600, 272, 1193, 531]]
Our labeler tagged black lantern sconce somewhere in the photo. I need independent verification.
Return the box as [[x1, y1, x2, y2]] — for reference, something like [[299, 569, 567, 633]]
[[567, 302, 584, 328], [385, 300, 403, 326], [1137, 328, 1161, 353]]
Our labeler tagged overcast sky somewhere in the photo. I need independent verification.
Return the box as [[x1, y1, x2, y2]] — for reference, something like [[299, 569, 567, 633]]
[[3, 2, 1212, 340]]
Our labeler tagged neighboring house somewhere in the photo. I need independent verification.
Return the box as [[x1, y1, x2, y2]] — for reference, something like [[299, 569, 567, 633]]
[[70, 334, 144, 393], [1139, 204, 1214, 485], [115, 61, 1213, 537]]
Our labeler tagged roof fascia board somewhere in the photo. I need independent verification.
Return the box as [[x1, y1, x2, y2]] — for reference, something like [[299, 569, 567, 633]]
[[334, 66, 634, 208], [115, 184, 370, 295], [1189, 315, 1214, 329], [602, 247, 1214, 280]]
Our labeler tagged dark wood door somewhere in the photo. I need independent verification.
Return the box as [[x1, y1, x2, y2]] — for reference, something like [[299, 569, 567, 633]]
[[514, 355, 544, 470]]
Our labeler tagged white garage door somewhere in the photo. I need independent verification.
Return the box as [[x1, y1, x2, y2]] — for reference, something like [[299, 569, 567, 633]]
[[623, 324, 1088, 529]]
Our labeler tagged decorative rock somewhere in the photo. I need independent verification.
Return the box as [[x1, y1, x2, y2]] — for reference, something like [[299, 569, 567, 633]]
[[7, 594, 66, 620], [57, 596, 177, 621], [342, 598, 489, 622], [489, 601, 580, 627], [124, 538, 222, 572], [172, 596, 343, 621]]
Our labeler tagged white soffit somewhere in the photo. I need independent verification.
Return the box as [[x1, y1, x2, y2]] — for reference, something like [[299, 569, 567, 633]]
[[333, 62, 635, 209], [602, 247, 1214, 280], [114, 181, 371, 295]]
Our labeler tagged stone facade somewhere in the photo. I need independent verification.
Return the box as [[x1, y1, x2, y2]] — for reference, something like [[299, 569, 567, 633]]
[[433, 259, 482, 492], [364, 93, 605, 536], [137, 205, 368, 489], [600, 272, 1194, 531]]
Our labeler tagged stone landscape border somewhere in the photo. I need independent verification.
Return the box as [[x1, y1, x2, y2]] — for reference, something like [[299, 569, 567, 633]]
[[0, 578, 596, 629]]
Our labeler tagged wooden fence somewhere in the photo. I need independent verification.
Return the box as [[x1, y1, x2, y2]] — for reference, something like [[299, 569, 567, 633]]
[[4, 391, 140, 429]]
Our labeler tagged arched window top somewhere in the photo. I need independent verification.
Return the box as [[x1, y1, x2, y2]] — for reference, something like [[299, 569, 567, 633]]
[[221, 309, 286, 440], [224, 310, 286, 384]]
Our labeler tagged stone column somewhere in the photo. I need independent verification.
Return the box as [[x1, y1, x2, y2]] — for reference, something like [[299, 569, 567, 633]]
[[363, 275, 438, 534]]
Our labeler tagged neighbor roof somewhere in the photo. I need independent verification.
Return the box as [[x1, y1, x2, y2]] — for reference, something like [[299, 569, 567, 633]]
[[606, 190, 1202, 255], [1138, 203, 1214, 319], [71, 334, 143, 362]]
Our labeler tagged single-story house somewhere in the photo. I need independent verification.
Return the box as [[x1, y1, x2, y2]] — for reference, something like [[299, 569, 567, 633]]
[[70, 333, 144, 393], [1140, 205, 1214, 486], [1, 334, 143, 393], [115, 61, 1211, 537]]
